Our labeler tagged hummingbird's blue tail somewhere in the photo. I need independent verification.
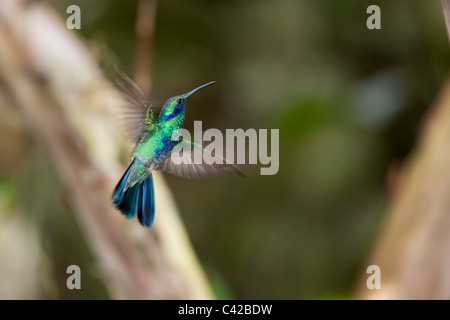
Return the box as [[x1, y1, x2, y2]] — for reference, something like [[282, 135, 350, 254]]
[[112, 161, 155, 228]]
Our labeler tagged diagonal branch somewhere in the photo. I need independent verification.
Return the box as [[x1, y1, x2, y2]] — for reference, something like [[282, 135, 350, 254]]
[[442, 0, 450, 43], [0, 0, 213, 299]]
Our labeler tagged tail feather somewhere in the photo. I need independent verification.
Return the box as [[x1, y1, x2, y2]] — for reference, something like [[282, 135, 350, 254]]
[[137, 174, 155, 228], [112, 162, 155, 227], [120, 183, 140, 219], [112, 160, 135, 208]]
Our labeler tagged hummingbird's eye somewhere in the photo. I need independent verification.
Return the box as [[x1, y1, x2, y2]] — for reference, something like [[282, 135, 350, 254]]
[[176, 99, 182, 105]]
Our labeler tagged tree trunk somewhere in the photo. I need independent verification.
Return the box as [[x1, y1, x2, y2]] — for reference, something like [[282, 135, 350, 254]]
[[354, 2, 450, 300]]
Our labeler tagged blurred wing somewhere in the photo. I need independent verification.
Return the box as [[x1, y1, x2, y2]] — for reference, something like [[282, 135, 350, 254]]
[[160, 139, 246, 179], [114, 65, 156, 143]]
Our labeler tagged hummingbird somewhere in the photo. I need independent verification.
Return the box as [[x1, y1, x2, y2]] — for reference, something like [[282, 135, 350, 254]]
[[112, 66, 244, 228]]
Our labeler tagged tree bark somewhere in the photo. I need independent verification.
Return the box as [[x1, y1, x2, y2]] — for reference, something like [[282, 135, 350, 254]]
[[0, 0, 213, 299]]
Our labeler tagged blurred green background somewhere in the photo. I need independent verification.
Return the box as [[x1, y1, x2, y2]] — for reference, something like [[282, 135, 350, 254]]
[[1, 0, 448, 299]]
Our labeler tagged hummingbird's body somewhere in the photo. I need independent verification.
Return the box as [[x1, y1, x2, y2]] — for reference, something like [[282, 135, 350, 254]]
[[112, 67, 243, 228], [126, 107, 183, 189]]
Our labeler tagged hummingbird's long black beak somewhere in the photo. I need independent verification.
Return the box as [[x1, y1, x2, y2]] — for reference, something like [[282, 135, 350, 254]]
[[184, 81, 216, 98]]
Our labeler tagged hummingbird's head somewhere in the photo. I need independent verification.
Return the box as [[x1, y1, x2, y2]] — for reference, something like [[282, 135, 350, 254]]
[[159, 81, 215, 121]]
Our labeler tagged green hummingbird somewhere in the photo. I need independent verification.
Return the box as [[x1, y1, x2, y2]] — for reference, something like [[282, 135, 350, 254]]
[[112, 66, 244, 228]]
